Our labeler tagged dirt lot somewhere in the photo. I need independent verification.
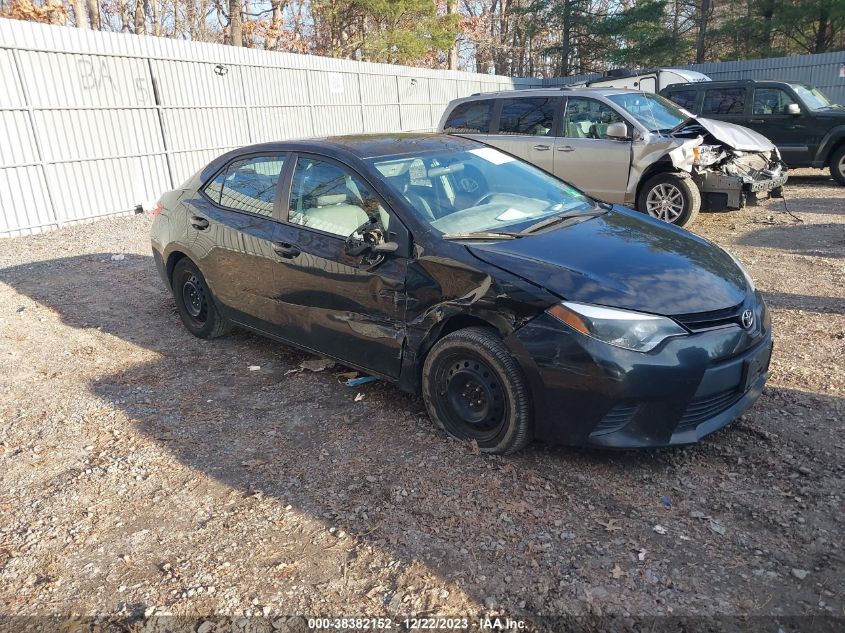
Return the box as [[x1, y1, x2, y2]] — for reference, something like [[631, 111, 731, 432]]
[[0, 170, 843, 631]]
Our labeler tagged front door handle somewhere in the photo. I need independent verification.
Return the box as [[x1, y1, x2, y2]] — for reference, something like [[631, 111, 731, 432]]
[[190, 216, 209, 230], [749, 119, 765, 124], [273, 242, 301, 259], [533, 144, 551, 151], [556, 145, 575, 152]]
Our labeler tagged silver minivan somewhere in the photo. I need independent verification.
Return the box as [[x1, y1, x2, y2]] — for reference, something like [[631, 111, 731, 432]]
[[437, 88, 788, 227]]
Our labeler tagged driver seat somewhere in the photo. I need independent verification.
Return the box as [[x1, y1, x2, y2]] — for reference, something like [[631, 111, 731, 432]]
[[392, 170, 436, 221]]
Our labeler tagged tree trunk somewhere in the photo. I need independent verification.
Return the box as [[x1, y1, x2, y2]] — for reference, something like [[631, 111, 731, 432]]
[[447, 0, 459, 70], [72, 0, 88, 28], [695, 0, 712, 63], [560, 0, 572, 76], [86, 0, 100, 29], [266, 0, 284, 49], [815, 2, 830, 53], [134, 0, 145, 34], [151, 0, 161, 36], [228, 0, 243, 46]]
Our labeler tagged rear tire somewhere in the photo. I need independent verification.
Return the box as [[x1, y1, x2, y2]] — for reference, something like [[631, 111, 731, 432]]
[[637, 172, 701, 227], [829, 145, 845, 186], [172, 258, 232, 339], [422, 327, 532, 455]]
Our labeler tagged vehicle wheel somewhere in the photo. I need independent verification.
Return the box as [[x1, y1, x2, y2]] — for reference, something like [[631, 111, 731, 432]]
[[637, 172, 701, 227], [172, 258, 232, 339], [829, 145, 845, 186], [422, 327, 532, 455]]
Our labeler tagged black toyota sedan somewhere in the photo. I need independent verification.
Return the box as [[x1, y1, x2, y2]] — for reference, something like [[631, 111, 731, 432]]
[[150, 134, 772, 454]]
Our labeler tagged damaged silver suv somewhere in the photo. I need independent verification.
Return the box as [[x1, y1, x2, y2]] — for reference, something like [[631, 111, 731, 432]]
[[438, 88, 788, 226]]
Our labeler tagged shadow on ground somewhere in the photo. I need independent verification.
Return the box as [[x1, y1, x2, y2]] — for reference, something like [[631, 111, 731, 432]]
[[2, 253, 843, 619], [738, 223, 845, 258]]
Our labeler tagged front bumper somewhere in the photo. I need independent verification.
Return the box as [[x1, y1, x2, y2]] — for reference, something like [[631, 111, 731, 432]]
[[508, 311, 772, 448], [696, 161, 788, 210]]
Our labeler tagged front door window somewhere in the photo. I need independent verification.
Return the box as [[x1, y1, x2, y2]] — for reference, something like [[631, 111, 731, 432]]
[[287, 157, 389, 237]]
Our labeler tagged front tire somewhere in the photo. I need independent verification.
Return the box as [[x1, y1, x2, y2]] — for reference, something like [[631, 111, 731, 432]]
[[637, 172, 701, 227], [172, 258, 232, 339], [422, 327, 532, 455], [829, 145, 845, 186]]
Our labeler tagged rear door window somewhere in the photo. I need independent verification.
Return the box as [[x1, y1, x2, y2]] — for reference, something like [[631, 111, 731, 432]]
[[665, 89, 698, 111], [496, 97, 557, 136], [442, 101, 494, 133], [702, 88, 747, 115], [203, 154, 286, 217]]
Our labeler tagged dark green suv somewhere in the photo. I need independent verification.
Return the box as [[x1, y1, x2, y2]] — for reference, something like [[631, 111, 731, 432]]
[[661, 80, 845, 185]]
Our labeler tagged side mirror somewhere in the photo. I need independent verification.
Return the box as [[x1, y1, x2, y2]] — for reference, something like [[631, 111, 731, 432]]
[[786, 103, 801, 115], [606, 122, 629, 140]]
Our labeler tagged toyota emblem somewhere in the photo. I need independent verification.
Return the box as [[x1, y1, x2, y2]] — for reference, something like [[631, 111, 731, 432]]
[[741, 309, 754, 330]]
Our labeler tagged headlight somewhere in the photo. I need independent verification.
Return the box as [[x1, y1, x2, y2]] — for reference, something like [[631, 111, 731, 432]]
[[546, 302, 687, 353], [723, 248, 756, 292], [693, 144, 723, 166]]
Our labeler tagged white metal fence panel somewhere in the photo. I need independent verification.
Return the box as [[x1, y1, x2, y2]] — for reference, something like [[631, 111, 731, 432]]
[[0, 17, 522, 237]]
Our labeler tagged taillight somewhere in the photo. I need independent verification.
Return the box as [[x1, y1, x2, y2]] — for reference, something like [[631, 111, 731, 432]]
[[151, 201, 163, 217]]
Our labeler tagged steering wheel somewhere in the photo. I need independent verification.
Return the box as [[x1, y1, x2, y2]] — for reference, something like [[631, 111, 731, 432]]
[[472, 192, 499, 206]]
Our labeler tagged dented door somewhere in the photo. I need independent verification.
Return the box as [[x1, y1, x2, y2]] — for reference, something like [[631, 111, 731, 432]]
[[269, 223, 407, 378]]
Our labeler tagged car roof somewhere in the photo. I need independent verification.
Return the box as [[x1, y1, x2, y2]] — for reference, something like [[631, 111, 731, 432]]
[[220, 133, 480, 160], [198, 133, 482, 182], [664, 79, 792, 89], [456, 87, 642, 99]]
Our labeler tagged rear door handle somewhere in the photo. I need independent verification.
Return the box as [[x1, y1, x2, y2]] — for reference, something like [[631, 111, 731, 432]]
[[749, 119, 764, 124], [273, 242, 301, 259], [190, 216, 209, 230], [533, 144, 551, 151], [556, 145, 575, 152]]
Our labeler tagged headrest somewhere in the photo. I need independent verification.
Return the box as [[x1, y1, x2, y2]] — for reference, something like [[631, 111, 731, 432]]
[[316, 193, 347, 206]]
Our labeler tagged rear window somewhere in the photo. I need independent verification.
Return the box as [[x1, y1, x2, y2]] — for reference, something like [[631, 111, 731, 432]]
[[665, 89, 697, 111], [702, 88, 746, 115], [443, 101, 493, 133], [497, 97, 556, 136]]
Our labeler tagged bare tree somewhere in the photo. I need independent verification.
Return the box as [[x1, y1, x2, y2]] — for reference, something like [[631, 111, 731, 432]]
[[228, 0, 242, 45], [448, 0, 459, 69], [134, 0, 145, 33], [72, 0, 87, 27], [86, 0, 100, 28]]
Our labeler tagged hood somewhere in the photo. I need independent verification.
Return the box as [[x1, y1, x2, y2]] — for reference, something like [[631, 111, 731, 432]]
[[689, 117, 775, 152], [467, 208, 749, 316]]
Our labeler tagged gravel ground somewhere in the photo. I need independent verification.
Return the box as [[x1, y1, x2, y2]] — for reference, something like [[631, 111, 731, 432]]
[[0, 170, 843, 630]]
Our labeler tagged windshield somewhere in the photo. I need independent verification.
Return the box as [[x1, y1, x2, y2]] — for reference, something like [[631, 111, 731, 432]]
[[367, 146, 596, 235], [606, 93, 688, 133], [791, 84, 835, 110]]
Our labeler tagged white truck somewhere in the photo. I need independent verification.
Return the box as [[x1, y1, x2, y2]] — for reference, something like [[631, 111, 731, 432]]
[[576, 68, 711, 93]]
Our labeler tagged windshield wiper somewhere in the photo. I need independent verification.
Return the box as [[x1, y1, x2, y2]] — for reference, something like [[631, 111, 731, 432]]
[[442, 231, 523, 241], [520, 209, 606, 235], [668, 117, 694, 135]]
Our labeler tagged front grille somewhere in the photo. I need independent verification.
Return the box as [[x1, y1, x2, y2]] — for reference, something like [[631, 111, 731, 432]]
[[591, 402, 639, 437], [676, 388, 743, 433], [673, 303, 744, 332]]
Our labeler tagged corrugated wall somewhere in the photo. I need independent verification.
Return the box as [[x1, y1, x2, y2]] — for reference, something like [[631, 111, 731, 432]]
[[683, 51, 845, 105], [537, 53, 845, 105], [2, 16, 843, 237], [0, 18, 528, 237]]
